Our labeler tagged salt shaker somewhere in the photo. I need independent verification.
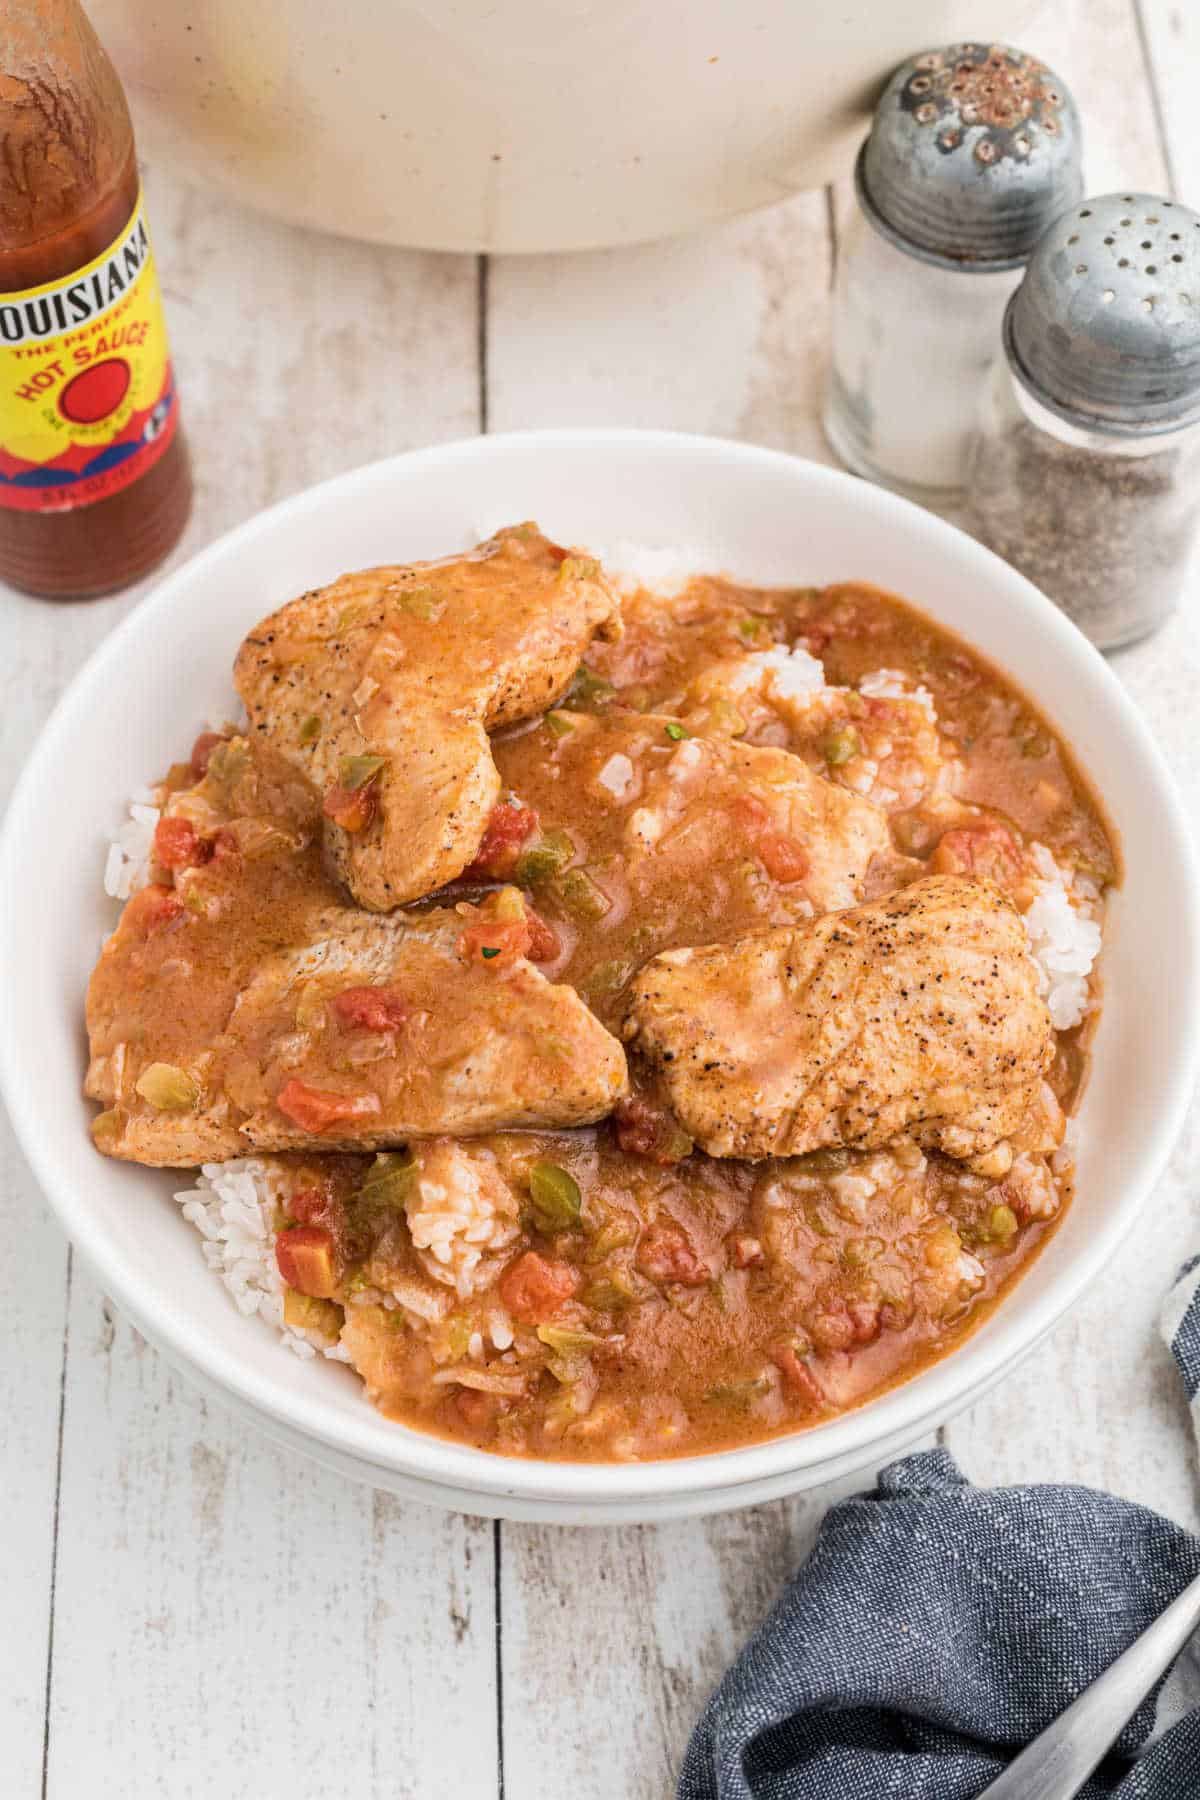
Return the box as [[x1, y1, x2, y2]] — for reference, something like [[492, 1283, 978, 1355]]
[[968, 193, 1200, 649], [824, 42, 1082, 507]]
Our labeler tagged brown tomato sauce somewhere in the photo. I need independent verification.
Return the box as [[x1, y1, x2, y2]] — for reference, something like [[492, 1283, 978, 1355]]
[[96, 575, 1117, 1462]]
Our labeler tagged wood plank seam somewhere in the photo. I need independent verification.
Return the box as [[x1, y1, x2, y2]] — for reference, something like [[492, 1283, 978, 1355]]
[[478, 255, 504, 1800], [826, 176, 938, 1467], [478, 255, 491, 436], [39, 1246, 73, 1800], [494, 1517, 506, 1800], [823, 183, 840, 283], [1133, 0, 1181, 196]]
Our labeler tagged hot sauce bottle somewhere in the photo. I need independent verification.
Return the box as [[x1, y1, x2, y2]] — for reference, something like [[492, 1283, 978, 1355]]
[[0, 0, 191, 597]]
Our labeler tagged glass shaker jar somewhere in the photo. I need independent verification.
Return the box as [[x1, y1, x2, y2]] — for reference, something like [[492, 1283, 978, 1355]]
[[968, 193, 1200, 650], [824, 42, 1082, 509]]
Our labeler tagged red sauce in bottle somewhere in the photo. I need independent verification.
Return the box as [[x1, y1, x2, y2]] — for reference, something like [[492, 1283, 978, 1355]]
[[0, 1, 191, 598]]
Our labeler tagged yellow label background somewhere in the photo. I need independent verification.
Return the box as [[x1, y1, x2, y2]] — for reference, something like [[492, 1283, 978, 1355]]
[[0, 194, 171, 468]]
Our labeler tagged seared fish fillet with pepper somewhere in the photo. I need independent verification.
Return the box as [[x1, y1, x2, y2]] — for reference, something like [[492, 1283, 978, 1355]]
[[233, 523, 621, 910], [624, 875, 1057, 1167], [87, 888, 627, 1167]]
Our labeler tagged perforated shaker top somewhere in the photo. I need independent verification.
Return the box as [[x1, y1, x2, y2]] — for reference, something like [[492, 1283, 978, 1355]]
[[1005, 193, 1200, 431], [858, 42, 1083, 270]]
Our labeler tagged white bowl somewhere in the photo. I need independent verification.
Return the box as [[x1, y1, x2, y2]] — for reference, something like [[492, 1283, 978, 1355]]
[[2, 430, 1196, 1523]]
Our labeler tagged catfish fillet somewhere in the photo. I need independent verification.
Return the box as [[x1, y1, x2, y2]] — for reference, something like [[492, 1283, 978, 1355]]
[[87, 899, 627, 1166], [624, 875, 1056, 1164], [234, 524, 619, 910]]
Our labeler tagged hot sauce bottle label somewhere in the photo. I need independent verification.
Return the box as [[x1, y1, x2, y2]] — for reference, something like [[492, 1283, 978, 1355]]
[[0, 190, 180, 514]]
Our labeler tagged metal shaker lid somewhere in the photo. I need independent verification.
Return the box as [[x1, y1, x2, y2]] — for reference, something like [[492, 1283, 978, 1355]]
[[1005, 193, 1200, 432], [859, 43, 1083, 271]]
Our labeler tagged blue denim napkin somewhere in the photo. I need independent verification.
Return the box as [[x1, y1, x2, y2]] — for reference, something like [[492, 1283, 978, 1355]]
[[678, 1262, 1200, 1799]]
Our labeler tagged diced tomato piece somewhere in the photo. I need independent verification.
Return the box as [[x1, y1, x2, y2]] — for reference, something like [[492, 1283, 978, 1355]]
[[124, 882, 185, 935], [457, 886, 552, 968], [456, 891, 556, 968], [731, 1235, 764, 1270], [286, 1181, 353, 1259], [729, 799, 810, 884], [931, 820, 1024, 888], [275, 1224, 338, 1298], [846, 1299, 882, 1344], [808, 1307, 855, 1352], [453, 1388, 506, 1430], [524, 908, 559, 963], [613, 1098, 659, 1160], [331, 986, 411, 1033], [275, 1078, 382, 1134], [728, 794, 769, 834], [153, 815, 214, 871], [636, 1221, 711, 1287], [796, 622, 837, 655], [209, 827, 241, 862], [757, 831, 809, 884], [190, 731, 225, 778], [770, 1344, 827, 1411], [457, 917, 530, 969], [612, 1097, 692, 1166], [993, 1173, 1039, 1227], [498, 1251, 581, 1324], [323, 781, 379, 834], [796, 612, 888, 655], [464, 802, 540, 877], [806, 1294, 880, 1350], [288, 1186, 330, 1226]]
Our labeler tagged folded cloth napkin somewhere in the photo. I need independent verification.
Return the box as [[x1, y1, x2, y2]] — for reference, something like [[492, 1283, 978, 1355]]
[[678, 1259, 1200, 1800]]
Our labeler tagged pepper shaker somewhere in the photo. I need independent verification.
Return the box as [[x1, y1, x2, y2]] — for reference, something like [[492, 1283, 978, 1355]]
[[824, 43, 1083, 507], [967, 193, 1200, 650]]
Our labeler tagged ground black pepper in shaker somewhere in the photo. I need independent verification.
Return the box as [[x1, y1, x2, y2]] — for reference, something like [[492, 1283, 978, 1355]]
[[967, 192, 1200, 649]]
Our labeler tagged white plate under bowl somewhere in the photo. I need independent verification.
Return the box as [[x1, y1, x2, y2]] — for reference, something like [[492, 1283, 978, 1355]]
[[2, 429, 1196, 1524]]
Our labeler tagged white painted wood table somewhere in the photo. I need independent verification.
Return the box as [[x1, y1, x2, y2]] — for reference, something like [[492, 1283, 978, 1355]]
[[5, 6, 1200, 1794]]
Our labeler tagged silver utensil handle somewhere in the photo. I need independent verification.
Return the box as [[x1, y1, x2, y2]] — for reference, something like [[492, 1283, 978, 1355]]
[[979, 1569, 1200, 1799]]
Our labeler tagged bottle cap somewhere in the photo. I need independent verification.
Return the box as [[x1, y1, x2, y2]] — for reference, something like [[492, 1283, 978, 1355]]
[[858, 42, 1083, 271], [1005, 192, 1200, 433]]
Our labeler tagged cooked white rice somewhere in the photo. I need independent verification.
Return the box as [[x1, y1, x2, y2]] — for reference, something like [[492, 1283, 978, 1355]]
[[1025, 844, 1104, 1031], [858, 667, 937, 721], [469, 523, 708, 596], [1052, 1114, 1081, 1177], [577, 540, 705, 596], [596, 751, 636, 800], [174, 1158, 352, 1362], [102, 787, 160, 900], [723, 643, 827, 700], [404, 1142, 522, 1299]]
